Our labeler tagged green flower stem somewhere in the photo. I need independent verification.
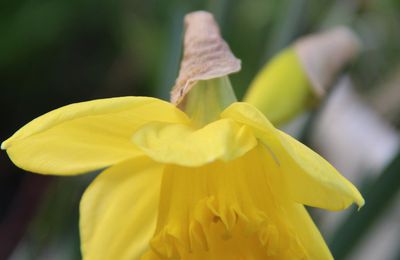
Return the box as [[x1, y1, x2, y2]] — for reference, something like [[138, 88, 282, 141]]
[[183, 76, 237, 127]]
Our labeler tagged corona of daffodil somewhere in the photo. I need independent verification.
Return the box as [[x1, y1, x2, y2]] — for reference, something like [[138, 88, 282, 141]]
[[2, 11, 363, 260]]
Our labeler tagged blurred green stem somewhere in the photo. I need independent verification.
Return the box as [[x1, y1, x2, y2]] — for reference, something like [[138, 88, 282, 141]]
[[329, 150, 400, 259], [261, 0, 307, 62]]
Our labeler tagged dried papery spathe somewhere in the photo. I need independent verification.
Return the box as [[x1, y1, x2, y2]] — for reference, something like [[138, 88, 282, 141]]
[[294, 27, 360, 96], [171, 11, 241, 105]]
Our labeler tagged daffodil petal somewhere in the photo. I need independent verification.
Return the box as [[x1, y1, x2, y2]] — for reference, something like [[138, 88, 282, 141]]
[[276, 130, 364, 210], [221, 102, 277, 144], [223, 102, 364, 210], [133, 118, 257, 166], [283, 203, 333, 259], [80, 156, 163, 260], [2, 97, 189, 175]]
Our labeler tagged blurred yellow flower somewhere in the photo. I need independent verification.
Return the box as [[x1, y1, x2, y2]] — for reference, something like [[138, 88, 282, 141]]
[[244, 48, 313, 126], [245, 27, 360, 126]]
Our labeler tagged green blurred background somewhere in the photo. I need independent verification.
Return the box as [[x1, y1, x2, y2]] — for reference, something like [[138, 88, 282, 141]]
[[1, 0, 399, 259]]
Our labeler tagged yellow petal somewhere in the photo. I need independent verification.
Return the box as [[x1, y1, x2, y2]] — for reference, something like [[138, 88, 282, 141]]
[[221, 102, 277, 146], [244, 48, 313, 126], [145, 145, 310, 259], [277, 130, 364, 210], [80, 156, 163, 260], [132, 118, 257, 167], [222, 102, 364, 210], [283, 203, 333, 259], [2, 97, 189, 175]]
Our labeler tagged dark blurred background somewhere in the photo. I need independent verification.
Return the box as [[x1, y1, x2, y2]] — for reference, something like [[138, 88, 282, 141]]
[[1, 0, 399, 259]]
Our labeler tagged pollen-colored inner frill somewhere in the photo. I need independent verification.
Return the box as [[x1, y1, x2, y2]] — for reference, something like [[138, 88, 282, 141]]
[[142, 145, 308, 260]]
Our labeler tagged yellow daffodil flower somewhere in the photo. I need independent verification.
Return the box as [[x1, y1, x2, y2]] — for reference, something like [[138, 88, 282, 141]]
[[245, 27, 360, 126], [2, 11, 363, 260], [244, 48, 312, 126]]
